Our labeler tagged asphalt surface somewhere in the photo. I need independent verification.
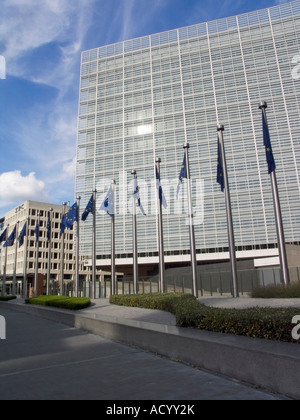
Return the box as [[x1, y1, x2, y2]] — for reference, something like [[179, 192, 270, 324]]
[[0, 299, 294, 401]]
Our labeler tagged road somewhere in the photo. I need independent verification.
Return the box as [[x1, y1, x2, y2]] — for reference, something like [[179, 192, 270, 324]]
[[0, 307, 290, 401]]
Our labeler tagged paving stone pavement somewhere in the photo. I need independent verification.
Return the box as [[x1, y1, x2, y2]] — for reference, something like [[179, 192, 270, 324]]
[[197, 295, 300, 309], [0, 302, 293, 401], [74, 295, 300, 325]]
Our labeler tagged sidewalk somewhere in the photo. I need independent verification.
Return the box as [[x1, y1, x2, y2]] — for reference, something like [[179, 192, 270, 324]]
[[71, 295, 300, 322], [79, 295, 300, 323], [197, 295, 300, 309], [2, 296, 300, 399], [11, 294, 300, 319], [79, 298, 177, 325]]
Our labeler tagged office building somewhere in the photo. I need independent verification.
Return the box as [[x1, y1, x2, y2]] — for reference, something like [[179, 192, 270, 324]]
[[76, 1, 300, 277], [0, 201, 75, 295]]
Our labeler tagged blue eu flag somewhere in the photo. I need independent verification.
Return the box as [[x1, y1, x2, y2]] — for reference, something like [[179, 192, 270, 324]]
[[155, 166, 167, 209], [0, 228, 7, 244], [177, 153, 187, 198], [35, 220, 39, 243], [65, 203, 79, 228], [217, 138, 224, 192], [47, 212, 51, 242], [4, 225, 16, 247], [60, 203, 78, 236], [60, 214, 67, 237], [82, 194, 94, 221], [19, 222, 27, 247], [262, 110, 276, 174], [133, 177, 146, 216]]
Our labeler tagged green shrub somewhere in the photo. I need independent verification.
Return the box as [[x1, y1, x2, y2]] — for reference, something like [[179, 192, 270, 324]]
[[110, 293, 196, 314], [110, 293, 300, 344], [0, 296, 17, 301], [251, 283, 300, 298], [25, 295, 91, 310], [195, 306, 300, 343], [175, 298, 211, 328]]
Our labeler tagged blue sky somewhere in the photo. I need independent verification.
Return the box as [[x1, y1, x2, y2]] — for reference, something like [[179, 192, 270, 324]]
[[0, 0, 289, 216]]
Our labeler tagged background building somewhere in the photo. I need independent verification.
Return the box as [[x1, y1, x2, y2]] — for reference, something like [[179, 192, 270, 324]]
[[76, 1, 300, 280], [0, 201, 75, 295], [0, 218, 4, 279]]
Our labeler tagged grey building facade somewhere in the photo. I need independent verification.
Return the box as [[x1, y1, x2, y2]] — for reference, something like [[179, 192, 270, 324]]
[[76, 1, 300, 276]]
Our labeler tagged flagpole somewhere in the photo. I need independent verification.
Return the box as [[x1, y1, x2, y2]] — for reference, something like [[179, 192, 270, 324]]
[[132, 170, 139, 294], [75, 196, 81, 297], [34, 212, 40, 297], [155, 158, 165, 293], [259, 101, 290, 285], [2, 227, 8, 297], [217, 125, 239, 298], [12, 222, 19, 296], [92, 190, 97, 299], [60, 202, 67, 296], [111, 180, 116, 295], [183, 143, 198, 298], [47, 208, 53, 296], [2, 246, 8, 297], [23, 218, 29, 299]]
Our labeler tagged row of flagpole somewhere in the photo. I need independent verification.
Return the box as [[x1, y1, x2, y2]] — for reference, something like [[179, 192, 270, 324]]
[[91, 100, 288, 298], [0, 102, 290, 298], [215, 102, 290, 295]]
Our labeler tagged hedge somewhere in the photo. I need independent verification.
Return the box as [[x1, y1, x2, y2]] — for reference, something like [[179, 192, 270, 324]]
[[110, 293, 300, 344], [25, 295, 91, 310], [110, 292, 194, 313], [251, 283, 300, 298], [0, 296, 17, 301]]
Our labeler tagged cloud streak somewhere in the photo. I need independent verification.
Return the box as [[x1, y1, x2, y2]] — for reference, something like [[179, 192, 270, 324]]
[[0, 0, 97, 213], [0, 0, 98, 97]]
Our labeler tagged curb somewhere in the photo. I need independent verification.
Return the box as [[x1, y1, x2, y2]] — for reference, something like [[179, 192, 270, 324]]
[[1, 301, 300, 400]]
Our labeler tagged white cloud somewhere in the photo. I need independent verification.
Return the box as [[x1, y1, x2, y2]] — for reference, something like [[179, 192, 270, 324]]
[[0, 171, 48, 208], [2, 1, 67, 60]]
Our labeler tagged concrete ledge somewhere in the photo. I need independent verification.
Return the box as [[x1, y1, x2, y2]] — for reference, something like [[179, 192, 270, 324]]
[[1, 301, 300, 399]]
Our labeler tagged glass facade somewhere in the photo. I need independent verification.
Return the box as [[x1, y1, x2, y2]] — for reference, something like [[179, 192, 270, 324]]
[[76, 1, 300, 264]]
